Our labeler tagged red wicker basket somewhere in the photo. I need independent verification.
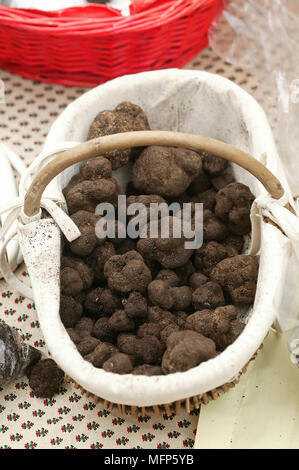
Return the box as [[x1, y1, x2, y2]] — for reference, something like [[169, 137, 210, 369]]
[[0, 0, 223, 86]]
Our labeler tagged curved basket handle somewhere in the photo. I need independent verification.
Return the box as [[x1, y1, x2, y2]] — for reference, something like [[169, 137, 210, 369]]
[[24, 130, 289, 217]]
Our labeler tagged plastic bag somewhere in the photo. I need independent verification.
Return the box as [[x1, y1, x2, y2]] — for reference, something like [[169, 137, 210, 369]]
[[0, 320, 41, 385], [209, 0, 299, 197], [209, 0, 299, 365]]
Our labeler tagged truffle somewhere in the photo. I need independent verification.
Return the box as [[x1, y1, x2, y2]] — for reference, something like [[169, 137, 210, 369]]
[[69, 210, 103, 257], [103, 353, 133, 374], [132, 364, 163, 376], [132, 146, 202, 198], [187, 169, 211, 195], [203, 210, 228, 242], [86, 242, 116, 283], [122, 291, 148, 319], [85, 287, 121, 316], [65, 177, 120, 215], [202, 152, 228, 177], [215, 182, 255, 235], [147, 306, 177, 329], [210, 255, 258, 304], [108, 310, 135, 332], [189, 272, 208, 290], [77, 337, 101, 356], [147, 280, 192, 311], [87, 102, 150, 169], [155, 269, 181, 287], [160, 323, 180, 345], [0, 320, 41, 384], [66, 328, 81, 345], [60, 267, 83, 296], [185, 306, 235, 349], [194, 241, 232, 275], [211, 172, 235, 191], [74, 317, 95, 340], [190, 188, 216, 211], [137, 216, 193, 269], [175, 261, 195, 285], [104, 250, 152, 293], [85, 342, 118, 368], [92, 317, 116, 342], [162, 330, 216, 374], [137, 322, 161, 339], [117, 333, 164, 365], [60, 295, 83, 328], [126, 194, 166, 226], [192, 281, 225, 310]]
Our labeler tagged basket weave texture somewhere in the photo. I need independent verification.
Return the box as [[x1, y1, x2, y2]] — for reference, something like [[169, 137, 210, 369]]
[[0, 0, 222, 86]]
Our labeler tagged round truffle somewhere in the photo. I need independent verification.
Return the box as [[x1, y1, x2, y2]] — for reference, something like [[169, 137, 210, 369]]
[[28, 359, 64, 398], [132, 146, 202, 198]]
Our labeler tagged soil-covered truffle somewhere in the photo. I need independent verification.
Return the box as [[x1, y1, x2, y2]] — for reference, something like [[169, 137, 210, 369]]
[[137, 322, 161, 339], [147, 280, 192, 311], [85, 342, 118, 368], [74, 317, 95, 340], [28, 359, 64, 398], [60, 295, 83, 328], [103, 353, 133, 374], [211, 172, 235, 191], [63, 156, 121, 215], [162, 330, 216, 374], [160, 323, 180, 345], [155, 269, 181, 287], [132, 364, 163, 376], [77, 337, 101, 356], [126, 194, 166, 226], [210, 255, 258, 304], [0, 320, 41, 384], [60, 103, 259, 378], [189, 272, 208, 289], [61, 256, 94, 293], [122, 291, 148, 319], [104, 250, 152, 293], [117, 333, 164, 365], [215, 182, 255, 235], [132, 146, 202, 198], [194, 241, 235, 275], [86, 242, 116, 284], [190, 188, 216, 211], [69, 210, 103, 257], [192, 281, 225, 310], [85, 287, 121, 316], [137, 216, 193, 269], [92, 317, 116, 342], [175, 261, 195, 285], [66, 328, 81, 345], [147, 306, 177, 329], [66, 177, 120, 215], [202, 152, 228, 177], [203, 210, 228, 242], [108, 310, 135, 332], [87, 102, 150, 169]]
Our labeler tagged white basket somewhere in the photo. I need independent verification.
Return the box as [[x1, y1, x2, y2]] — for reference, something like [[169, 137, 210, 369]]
[[17, 69, 293, 407]]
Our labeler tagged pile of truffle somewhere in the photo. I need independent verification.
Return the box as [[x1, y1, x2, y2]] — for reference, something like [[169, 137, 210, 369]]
[[60, 102, 258, 376]]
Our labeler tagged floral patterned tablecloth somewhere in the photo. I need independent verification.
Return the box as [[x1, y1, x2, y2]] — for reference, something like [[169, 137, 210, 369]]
[[0, 48, 259, 449]]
